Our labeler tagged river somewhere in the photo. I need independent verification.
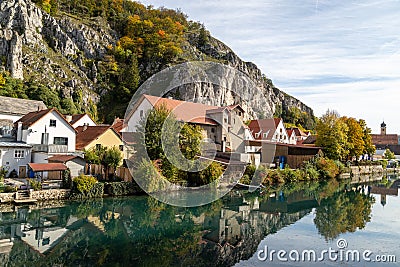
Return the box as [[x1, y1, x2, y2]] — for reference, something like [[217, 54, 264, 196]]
[[0, 175, 399, 266]]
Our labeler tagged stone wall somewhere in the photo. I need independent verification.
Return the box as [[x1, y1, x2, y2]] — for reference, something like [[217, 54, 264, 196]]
[[0, 193, 16, 203], [350, 165, 384, 176], [30, 189, 70, 201]]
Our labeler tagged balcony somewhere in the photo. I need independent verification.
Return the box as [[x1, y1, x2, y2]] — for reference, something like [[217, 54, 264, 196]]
[[32, 144, 68, 153]]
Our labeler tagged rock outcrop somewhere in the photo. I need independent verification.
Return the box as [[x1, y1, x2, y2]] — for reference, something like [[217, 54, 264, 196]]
[[0, 0, 314, 121]]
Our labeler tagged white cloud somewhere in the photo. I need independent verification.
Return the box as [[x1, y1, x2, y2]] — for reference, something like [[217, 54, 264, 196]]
[[139, 0, 400, 133]]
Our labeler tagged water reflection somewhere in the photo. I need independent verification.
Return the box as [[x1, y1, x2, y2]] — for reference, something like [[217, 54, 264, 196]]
[[0, 177, 398, 267]]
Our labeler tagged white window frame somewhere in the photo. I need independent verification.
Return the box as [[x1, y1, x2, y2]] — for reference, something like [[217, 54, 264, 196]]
[[14, 149, 25, 159]]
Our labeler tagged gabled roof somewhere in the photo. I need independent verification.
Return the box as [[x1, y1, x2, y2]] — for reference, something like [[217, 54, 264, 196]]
[[69, 114, 85, 125], [0, 96, 47, 116], [111, 118, 126, 136], [142, 94, 221, 125], [301, 135, 317, 145], [287, 127, 308, 137], [287, 129, 295, 137], [48, 155, 84, 163], [76, 125, 121, 150], [227, 104, 245, 113], [248, 118, 283, 140], [15, 108, 76, 132]]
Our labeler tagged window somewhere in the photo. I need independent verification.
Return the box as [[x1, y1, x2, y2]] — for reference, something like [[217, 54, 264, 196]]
[[54, 137, 68, 146], [50, 119, 57, 127], [263, 133, 268, 138], [280, 128, 282, 133], [119, 145, 124, 151], [140, 110, 144, 117], [211, 128, 215, 133], [14, 150, 25, 159], [255, 133, 260, 138], [239, 112, 242, 116]]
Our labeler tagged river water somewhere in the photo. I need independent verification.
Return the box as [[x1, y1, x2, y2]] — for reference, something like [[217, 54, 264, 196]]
[[0, 175, 399, 266]]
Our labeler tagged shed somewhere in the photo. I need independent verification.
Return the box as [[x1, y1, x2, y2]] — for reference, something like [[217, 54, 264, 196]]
[[28, 163, 67, 180], [48, 155, 86, 177]]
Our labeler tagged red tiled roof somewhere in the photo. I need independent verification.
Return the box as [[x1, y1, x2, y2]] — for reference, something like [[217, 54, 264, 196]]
[[248, 119, 280, 140], [69, 114, 85, 125], [28, 163, 67, 172], [48, 155, 82, 163], [287, 127, 308, 137], [76, 125, 111, 150], [111, 118, 126, 136], [142, 95, 220, 126], [16, 108, 76, 132], [371, 134, 398, 145]]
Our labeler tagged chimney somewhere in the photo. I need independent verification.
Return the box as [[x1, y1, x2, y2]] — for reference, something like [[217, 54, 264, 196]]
[[66, 115, 73, 123], [17, 122, 23, 142], [83, 124, 88, 131]]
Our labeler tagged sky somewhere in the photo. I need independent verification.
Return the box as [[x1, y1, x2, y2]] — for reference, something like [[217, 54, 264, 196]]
[[139, 0, 400, 134]]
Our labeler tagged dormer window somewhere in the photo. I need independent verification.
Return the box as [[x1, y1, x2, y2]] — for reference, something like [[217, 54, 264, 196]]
[[50, 119, 56, 127]]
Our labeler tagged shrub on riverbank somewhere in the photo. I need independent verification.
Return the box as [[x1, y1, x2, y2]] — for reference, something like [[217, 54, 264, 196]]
[[70, 175, 104, 199], [104, 182, 143, 196]]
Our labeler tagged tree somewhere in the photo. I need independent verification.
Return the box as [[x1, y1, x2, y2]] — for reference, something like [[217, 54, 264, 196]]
[[384, 149, 395, 160], [315, 110, 349, 160], [341, 117, 365, 160], [359, 119, 375, 157], [102, 146, 123, 177]]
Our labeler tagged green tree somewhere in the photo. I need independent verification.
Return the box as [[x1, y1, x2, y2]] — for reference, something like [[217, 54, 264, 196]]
[[384, 149, 395, 160], [341, 117, 365, 160], [102, 146, 123, 177], [359, 119, 375, 157], [316, 110, 349, 160]]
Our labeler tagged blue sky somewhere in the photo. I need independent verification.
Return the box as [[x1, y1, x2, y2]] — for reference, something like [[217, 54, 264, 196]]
[[140, 0, 400, 134]]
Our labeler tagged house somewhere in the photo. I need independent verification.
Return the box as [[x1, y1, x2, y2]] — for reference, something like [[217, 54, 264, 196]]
[[260, 142, 321, 169], [76, 125, 123, 153], [125, 94, 248, 153], [64, 114, 96, 128], [248, 118, 290, 144], [301, 135, 317, 146], [0, 96, 46, 138], [48, 155, 86, 177], [371, 121, 399, 146], [286, 129, 297, 145], [0, 140, 32, 177], [14, 108, 76, 152], [286, 127, 309, 143]]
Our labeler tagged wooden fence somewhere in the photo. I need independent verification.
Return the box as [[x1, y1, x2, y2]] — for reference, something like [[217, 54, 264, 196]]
[[85, 164, 133, 182]]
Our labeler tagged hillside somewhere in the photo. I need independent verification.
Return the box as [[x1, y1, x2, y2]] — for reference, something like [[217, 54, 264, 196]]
[[0, 0, 316, 129]]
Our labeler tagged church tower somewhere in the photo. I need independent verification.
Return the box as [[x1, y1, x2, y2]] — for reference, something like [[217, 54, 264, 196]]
[[381, 121, 387, 135]]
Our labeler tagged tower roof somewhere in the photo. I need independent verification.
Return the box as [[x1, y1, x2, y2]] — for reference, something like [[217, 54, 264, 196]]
[[381, 121, 386, 128]]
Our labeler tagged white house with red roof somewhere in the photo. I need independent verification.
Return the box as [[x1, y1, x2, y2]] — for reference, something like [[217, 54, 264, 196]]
[[64, 114, 96, 128], [125, 94, 250, 153], [14, 108, 77, 159], [247, 118, 290, 144]]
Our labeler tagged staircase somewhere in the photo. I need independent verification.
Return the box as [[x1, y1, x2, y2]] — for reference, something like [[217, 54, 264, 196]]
[[14, 190, 37, 204], [0, 239, 13, 254]]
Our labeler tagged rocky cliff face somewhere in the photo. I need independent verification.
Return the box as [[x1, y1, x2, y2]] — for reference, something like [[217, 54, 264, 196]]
[[0, 0, 314, 121]]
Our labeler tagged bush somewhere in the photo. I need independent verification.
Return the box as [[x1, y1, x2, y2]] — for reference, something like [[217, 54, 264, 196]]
[[316, 157, 340, 179], [29, 180, 42, 191], [239, 174, 251, 185], [303, 162, 320, 180], [3, 185, 17, 193], [281, 167, 303, 182], [104, 182, 142, 196], [73, 174, 98, 194], [264, 169, 284, 185], [69, 175, 104, 199]]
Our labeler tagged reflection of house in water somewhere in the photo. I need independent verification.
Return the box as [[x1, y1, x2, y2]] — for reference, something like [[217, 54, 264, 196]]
[[196, 191, 316, 250], [0, 207, 79, 255], [370, 185, 399, 207]]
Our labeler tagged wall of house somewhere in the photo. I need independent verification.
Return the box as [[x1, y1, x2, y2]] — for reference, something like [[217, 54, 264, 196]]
[[126, 98, 153, 132], [288, 133, 297, 145], [85, 129, 123, 151], [72, 115, 96, 128], [32, 152, 49, 163], [66, 159, 85, 177], [271, 121, 290, 144], [22, 111, 76, 152], [0, 147, 31, 177]]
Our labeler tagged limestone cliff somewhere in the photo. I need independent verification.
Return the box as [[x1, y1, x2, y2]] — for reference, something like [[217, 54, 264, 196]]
[[0, 0, 314, 124]]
